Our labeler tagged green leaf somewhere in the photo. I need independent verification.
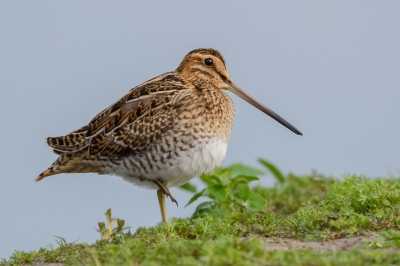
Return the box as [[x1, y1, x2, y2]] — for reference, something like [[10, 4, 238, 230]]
[[200, 173, 211, 183], [236, 183, 251, 201], [209, 208, 229, 218], [218, 173, 232, 186], [191, 201, 213, 218], [105, 208, 112, 221], [230, 163, 264, 176], [185, 188, 206, 207], [98, 222, 105, 231], [207, 175, 224, 185], [232, 175, 259, 185], [259, 159, 285, 184], [195, 201, 213, 211], [218, 168, 233, 179], [247, 193, 266, 211], [179, 183, 197, 193], [54, 236, 67, 247], [116, 219, 125, 231], [208, 185, 227, 202], [233, 196, 245, 205]]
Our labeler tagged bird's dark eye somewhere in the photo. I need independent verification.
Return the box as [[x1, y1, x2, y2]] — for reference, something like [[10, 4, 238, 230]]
[[204, 58, 213, 67]]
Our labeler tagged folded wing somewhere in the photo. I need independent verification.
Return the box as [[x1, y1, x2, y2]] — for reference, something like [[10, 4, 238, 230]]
[[46, 74, 188, 158]]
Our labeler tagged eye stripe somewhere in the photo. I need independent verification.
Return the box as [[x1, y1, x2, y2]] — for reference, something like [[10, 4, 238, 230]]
[[192, 65, 214, 77]]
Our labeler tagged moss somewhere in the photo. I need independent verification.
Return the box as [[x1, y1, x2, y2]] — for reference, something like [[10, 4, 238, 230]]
[[3, 172, 400, 266]]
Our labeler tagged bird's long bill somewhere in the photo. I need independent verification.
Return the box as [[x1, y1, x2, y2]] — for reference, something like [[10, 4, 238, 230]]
[[227, 80, 303, 135]]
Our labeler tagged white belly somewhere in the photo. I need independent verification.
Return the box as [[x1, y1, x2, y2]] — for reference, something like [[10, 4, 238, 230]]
[[100, 137, 228, 189], [166, 138, 228, 187]]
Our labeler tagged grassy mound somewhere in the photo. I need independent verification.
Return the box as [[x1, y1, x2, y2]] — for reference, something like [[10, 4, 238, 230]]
[[3, 162, 400, 265]]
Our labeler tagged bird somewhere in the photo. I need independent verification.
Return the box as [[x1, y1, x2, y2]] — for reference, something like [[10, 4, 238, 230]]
[[36, 48, 302, 223]]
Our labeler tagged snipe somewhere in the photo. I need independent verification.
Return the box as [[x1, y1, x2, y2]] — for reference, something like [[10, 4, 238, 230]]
[[37, 48, 302, 222]]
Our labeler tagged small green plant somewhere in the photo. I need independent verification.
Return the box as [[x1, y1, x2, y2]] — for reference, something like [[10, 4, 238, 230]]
[[180, 164, 266, 218], [255, 159, 330, 214], [53, 236, 68, 248], [361, 229, 400, 249], [97, 208, 130, 242], [258, 158, 286, 184]]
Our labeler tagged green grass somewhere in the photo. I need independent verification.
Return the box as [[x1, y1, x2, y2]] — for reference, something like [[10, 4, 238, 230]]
[[3, 162, 400, 265]]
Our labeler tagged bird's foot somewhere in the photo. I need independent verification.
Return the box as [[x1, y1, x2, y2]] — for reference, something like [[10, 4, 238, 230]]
[[153, 179, 178, 207]]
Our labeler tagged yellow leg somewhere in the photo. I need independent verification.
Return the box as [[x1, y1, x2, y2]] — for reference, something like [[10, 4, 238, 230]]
[[157, 189, 168, 223]]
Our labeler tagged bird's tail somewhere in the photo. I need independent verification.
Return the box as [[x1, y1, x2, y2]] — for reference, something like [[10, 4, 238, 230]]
[[35, 151, 101, 181], [36, 159, 62, 181], [36, 168, 56, 181]]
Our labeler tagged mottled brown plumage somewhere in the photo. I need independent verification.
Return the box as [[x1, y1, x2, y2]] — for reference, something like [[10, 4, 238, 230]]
[[37, 48, 302, 222]]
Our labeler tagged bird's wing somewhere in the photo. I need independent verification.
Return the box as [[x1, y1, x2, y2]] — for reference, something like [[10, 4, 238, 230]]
[[46, 72, 189, 157]]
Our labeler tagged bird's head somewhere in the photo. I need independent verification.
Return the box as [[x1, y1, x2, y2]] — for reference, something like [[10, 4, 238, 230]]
[[176, 48, 230, 89], [177, 48, 302, 136]]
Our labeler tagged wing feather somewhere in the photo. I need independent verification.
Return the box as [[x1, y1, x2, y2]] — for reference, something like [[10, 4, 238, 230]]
[[46, 72, 188, 158]]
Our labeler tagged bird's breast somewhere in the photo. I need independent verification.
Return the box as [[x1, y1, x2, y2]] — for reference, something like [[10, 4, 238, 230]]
[[99, 89, 236, 189]]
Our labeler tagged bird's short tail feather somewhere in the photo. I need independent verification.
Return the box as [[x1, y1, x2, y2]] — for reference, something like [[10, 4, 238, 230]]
[[36, 168, 55, 181], [35, 151, 101, 181]]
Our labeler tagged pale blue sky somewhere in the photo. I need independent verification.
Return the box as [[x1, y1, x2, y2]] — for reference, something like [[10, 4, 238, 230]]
[[1, 1, 399, 259]]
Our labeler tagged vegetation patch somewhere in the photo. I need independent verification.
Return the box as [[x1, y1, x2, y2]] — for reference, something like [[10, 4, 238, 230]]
[[2, 161, 400, 265]]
